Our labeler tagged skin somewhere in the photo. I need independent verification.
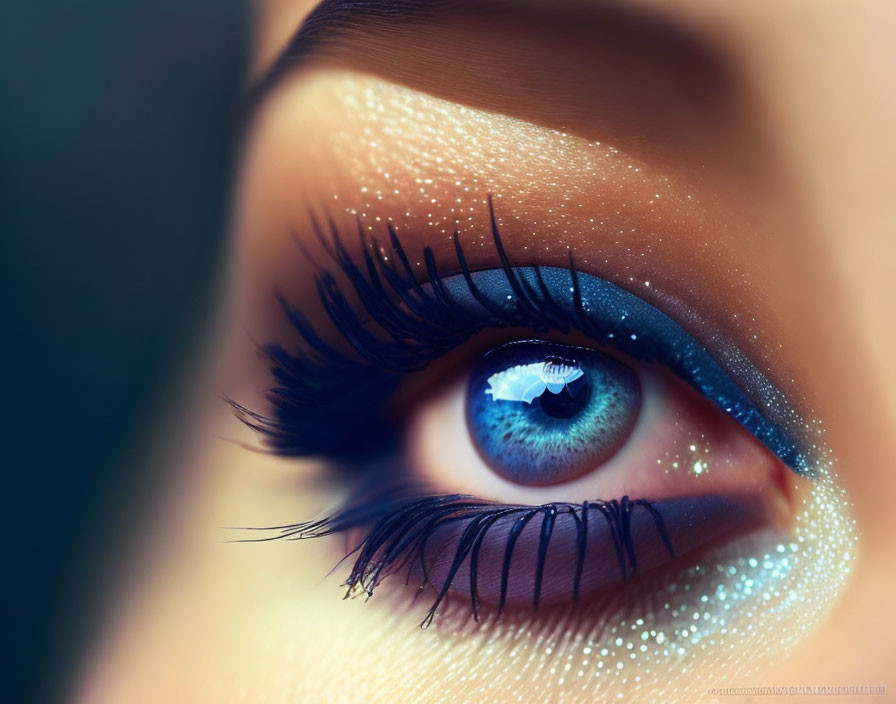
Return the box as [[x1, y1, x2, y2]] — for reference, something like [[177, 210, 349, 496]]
[[75, 1, 896, 702]]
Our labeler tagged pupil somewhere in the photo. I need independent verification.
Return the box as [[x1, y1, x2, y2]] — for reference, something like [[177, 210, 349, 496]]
[[538, 374, 591, 419]]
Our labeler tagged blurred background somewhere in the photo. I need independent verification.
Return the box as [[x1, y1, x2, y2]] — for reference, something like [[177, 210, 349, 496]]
[[1, 2, 248, 701]]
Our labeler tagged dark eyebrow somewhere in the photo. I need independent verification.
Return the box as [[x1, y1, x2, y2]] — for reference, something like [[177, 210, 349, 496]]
[[244, 0, 749, 174], [247, 0, 446, 115]]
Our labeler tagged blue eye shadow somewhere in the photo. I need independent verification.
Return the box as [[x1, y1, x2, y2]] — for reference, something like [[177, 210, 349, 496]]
[[434, 266, 813, 476], [249, 217, 816, 477]]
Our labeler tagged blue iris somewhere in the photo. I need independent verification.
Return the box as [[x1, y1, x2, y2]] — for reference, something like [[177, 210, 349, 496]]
[[466, 341, 641, 485]]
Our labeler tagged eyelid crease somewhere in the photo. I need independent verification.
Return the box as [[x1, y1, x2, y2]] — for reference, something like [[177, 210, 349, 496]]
[[233, 195, 815, 476]]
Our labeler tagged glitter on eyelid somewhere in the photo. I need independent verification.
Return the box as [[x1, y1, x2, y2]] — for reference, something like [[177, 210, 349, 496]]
[[278, 74, 858, 702]]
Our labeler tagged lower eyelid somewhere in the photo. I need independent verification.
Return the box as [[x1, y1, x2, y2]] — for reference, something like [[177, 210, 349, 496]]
[[417, 495, 766, 611]]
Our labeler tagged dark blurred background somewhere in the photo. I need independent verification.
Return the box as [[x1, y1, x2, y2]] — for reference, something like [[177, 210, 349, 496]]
[[1, 2, 248, 701]]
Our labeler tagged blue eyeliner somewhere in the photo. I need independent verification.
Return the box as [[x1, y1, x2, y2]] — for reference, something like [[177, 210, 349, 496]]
[[440, 266, 811, 475], [235, 196, 814, 476], [232, 195, 821, 623]]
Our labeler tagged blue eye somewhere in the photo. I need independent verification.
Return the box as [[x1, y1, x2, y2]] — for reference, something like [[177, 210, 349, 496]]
[[467, 340, 641, 486], [241, 204, 832, 627]]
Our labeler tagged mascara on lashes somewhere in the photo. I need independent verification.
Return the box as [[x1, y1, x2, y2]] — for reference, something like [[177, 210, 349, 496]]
[[232, 197, 810, 622], [239, 196, 814, 476], [243, 486, 766, 624]]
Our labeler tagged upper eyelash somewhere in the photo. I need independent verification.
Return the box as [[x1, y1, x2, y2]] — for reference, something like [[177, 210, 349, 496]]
[[292, 194, 570, 372], [235, 489, 675, 628], [232, 194, 582, 457], [233, 194, 812, 474]]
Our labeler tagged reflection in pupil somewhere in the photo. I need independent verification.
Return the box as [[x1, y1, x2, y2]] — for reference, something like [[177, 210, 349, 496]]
[[538, 374, 591, 419]]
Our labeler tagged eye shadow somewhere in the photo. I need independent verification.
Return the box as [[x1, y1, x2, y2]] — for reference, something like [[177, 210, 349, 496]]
[[434, 266, 815, 476]]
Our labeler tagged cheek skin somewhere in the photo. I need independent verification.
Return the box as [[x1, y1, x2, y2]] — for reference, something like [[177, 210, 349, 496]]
[[74, 407, 852, 704]]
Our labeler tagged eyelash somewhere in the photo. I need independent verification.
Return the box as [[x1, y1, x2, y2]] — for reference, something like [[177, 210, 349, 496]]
[[232, 194, 812, 623], [237, 482, 675, 628], [233, 194, 810, 474]]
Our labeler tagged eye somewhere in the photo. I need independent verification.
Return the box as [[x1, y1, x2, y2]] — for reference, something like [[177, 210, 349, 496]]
[[467, 341, 641, 486], [235, 204, 817, 625], [404, 333, 788, 613]]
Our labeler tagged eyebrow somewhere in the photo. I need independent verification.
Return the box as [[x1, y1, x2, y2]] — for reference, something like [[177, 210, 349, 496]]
[[245, 0, 746, 176], [247, 0, 447, 114]]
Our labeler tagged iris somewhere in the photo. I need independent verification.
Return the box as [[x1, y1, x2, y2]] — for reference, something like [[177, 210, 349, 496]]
[[466, 340, 641, 485]]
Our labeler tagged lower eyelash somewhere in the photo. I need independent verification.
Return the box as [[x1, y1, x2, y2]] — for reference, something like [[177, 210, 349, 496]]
[[242, 492, 673, 626], [236, 489, 773, 628]]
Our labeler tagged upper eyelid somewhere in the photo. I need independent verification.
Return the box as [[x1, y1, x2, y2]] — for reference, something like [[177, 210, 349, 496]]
[[241, 66, 787, 378], [236, 196, 814, 476]]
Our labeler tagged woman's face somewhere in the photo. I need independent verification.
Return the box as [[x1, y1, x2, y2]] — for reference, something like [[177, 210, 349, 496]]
[[77, 1, 896, 701]]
